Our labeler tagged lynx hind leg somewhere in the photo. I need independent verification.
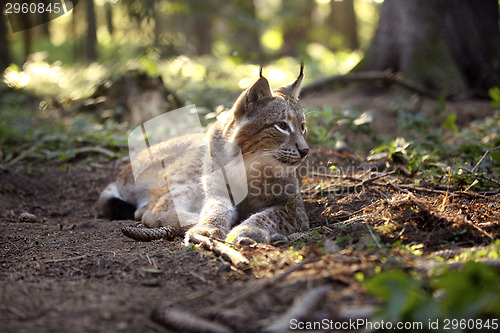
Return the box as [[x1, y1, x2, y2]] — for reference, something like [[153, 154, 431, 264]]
[[142, 188, 200, 229], [98, 182, 136, 220]]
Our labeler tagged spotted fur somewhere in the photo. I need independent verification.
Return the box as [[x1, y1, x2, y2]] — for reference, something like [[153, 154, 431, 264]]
[[98, 65, 310, 245]]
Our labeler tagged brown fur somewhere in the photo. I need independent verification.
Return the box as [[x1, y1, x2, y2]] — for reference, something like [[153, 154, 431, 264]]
[[98, 66, 310, 245]]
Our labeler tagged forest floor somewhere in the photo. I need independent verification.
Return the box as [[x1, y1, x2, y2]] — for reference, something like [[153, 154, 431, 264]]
[[1, 90, 499, 332]]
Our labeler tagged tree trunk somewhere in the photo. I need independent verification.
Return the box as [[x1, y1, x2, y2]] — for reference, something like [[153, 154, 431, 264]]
[[105, 1, 114, 36], [39, 0, 51, 38], [72, 2, 79, 61], [230, 0, 262, 61], [354, 0, 500, 98], [329, 0, 359, 50], [282, 0, 314, 56], [193, 15, 213, 55], [85, 0, 97, 61], [23, 14, 33, 60], [0, 3, 11, 69]]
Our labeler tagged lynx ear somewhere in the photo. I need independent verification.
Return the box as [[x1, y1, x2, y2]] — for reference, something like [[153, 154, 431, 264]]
[[242, 76, 273, 110], [275, 62, 304, 100]]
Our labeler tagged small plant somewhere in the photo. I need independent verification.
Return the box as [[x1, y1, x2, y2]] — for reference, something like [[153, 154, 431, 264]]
[[489, 86, 500, 107], [306, 105, 377, 148], [365, 261, 500, 326]]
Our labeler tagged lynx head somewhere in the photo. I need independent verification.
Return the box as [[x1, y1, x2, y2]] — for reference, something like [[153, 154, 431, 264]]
[[223, 64, 308, 173]]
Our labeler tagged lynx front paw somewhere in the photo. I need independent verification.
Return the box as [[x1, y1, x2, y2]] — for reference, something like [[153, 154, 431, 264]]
[[184, 225, 225, 246], [226, 225, 271, 245]]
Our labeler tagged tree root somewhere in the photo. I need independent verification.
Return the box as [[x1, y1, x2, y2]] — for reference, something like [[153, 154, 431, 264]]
[[301, 71, 441, 98]]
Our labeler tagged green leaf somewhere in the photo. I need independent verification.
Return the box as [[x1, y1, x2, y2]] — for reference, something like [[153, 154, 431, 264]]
[[442, 113, 458, 133], [488, 86, 500, 107], [490, 151, 500, 161]]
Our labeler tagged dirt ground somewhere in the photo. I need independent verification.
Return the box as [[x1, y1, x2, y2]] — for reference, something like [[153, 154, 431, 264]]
[[1, 91, 499, 332]]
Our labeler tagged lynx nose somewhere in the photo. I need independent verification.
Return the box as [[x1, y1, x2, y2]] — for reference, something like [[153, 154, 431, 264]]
[[298, 148, 309, 159]]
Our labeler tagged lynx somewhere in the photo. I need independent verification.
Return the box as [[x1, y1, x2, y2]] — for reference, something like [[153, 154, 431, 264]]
[[98, 65, 310, 245]]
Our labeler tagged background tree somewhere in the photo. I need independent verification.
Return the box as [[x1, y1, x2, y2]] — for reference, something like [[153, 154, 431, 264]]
[[354, 0, 500, 97], [85, 0, 97, 61], [329, 0, 359, 50], [0, 7, 11, 70], [281, 1, 314, 56], [105, 0, 114, 37], [227, 0, 262, 61]]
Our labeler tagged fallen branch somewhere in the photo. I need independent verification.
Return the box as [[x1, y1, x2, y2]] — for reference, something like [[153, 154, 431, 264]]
[[121, 226, 177, 241], [189, 234, 250, 270], [263, 285, 331, 333], [302, 71, 440, 98], [151, 308, 233, 333]]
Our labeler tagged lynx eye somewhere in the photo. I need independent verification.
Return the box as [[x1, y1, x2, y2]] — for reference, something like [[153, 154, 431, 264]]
[[301, 122, 307, 134], [274, 121, 290, 134]]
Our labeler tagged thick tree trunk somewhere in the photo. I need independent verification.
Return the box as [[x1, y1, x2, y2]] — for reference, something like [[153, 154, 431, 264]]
[[354, 0, 500, 97]]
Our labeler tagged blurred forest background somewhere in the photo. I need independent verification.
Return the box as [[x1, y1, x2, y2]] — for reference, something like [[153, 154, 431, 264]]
[[1, 0, 499, 176], [0, 0, 381, 109]]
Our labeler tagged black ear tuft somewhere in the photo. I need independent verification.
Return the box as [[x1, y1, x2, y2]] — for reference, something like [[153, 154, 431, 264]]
[[259, 65, 263, 78], [274, 62, 304, 100]]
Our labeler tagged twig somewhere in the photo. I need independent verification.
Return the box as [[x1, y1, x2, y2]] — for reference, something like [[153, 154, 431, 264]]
[[360, 170, 396, 186], [218, 258, 318, 309], [189, 234, 250, 270], [72, 146, 118, 159], [263, 285, 331, 333], [308, 171, 363, 182], [460, 167, 500, 187], [387, 181, 427, 211], [365, 223, 382, 248], [44, 254, 88, 263], [7, 143, 43, 165], [471, 146, 500, 173], [121, 226, 177, 241], [151, 308, 233, 333]]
